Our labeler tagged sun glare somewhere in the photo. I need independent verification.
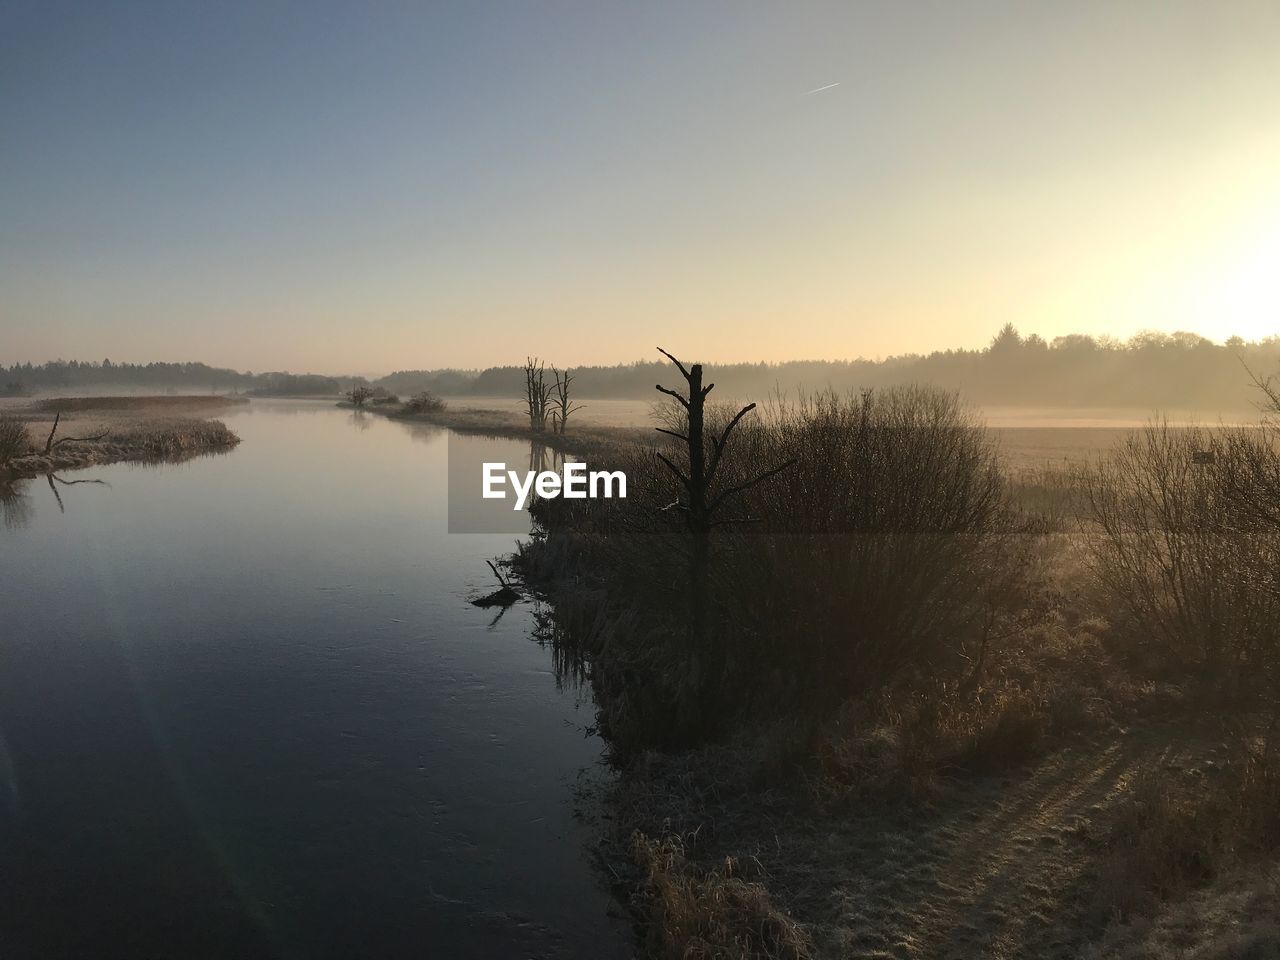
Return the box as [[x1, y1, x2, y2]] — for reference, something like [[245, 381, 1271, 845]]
[[1191, 202, 1280, 342]]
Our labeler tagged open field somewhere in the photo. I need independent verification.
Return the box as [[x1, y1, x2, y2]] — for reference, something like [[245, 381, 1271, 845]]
[[425, 396, 1261, 472], [382, 395, 1261, 473]]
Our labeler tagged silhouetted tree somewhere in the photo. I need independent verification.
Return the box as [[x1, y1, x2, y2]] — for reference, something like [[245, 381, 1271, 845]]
[[42, 413, 108, 454], [550, 366, 584, 435], [523, 357, 552, 432], [653, 347, 793, 663]]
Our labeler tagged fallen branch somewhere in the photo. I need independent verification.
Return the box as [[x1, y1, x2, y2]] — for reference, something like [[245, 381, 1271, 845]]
[[43, 413, 109, 454], [472, 559, 522, 608]]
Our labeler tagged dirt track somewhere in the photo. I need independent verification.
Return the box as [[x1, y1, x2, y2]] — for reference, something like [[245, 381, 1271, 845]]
[[614, 720, 1278, 959]]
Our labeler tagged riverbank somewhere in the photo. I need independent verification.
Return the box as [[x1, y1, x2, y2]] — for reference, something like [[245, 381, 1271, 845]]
[[0, 396, 243, 481], [520, 522, 1280, 959], [352, 399, 645, 462], [503, 386, 1280, 959]]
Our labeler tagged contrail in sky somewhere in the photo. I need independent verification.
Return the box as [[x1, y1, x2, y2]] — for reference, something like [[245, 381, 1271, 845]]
[[804, 82, 840, 95]]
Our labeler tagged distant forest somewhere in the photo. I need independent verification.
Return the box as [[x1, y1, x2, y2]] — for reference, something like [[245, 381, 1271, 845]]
[[6, 327, 1280, 410], [378, 327, 1280, 410], [0, 362, 342, 398]]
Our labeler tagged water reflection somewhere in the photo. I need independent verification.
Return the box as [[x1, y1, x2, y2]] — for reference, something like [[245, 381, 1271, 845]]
[[0, 481, 32, 529], [0, 402, 628, 959], [45, 473, 110, 514], [529, 439, 567, 476], [529, 603, 589, 696]]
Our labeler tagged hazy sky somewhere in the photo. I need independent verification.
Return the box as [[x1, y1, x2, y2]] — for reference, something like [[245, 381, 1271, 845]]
[[3, 1, 1280, 373]]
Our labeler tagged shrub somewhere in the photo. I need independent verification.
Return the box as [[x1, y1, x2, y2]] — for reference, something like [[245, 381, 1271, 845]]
[[344, 386, 373, 407], [533, 387, 1028, 744], [0, 417, 28, 466], [403, 391, 447, 415], [1085, 422, 1280, 693], [725, 389, 1019, 703], [1096, 735, 1280, 920]]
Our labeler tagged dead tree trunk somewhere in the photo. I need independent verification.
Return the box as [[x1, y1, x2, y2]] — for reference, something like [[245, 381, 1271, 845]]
[[550, 367, 583, 435], [44, 412, 109, 454], [523, 358, 552, 432], [654, 348, 794, 671]]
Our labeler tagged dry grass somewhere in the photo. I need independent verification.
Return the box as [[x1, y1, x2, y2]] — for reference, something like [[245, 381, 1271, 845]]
[[630, 832, 813, 960], [1, 415, 239, 477], [1084, 866, 1280, 960], [1096, 733, 1280, 922], [0, 417, 28, 466], [596, 713, 1280, 960], [33, 395, 245, 414], [814, 683, 1049, 803], [91, 417, 240, 457]]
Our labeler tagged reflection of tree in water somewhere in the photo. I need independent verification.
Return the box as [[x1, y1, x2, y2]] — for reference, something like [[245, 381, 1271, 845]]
[[526, 440, 568, 508], [45, 473, 109, 514], [404, 422, 446, 445], [529, 603, 588, 695], [347, 410, 372, 431], [0, 480, 33, 530]]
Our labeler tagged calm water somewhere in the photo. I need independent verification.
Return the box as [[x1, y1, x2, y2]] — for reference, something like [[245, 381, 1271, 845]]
[[0, 401, 630, 959]]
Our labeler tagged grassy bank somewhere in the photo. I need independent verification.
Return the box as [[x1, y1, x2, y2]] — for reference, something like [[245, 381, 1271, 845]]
[[31, 395, 248, 414], [0, 396, 243, 480], [353, 397, 644, 462], [509, 387, 1280, 959]]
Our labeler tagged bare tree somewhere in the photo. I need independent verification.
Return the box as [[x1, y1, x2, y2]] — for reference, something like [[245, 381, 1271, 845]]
[[1245, 362, 1280, 416], [653, 347, 793, 659], [654, 348, 793, 537], [523, 357, 553, 432], [549, 366, 584, 435]]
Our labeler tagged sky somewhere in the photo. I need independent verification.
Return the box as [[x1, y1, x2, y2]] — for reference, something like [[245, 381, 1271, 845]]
[[3, 0, 1280, 374]]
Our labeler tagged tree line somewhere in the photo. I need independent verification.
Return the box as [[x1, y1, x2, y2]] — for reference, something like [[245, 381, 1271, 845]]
[[10, 326, 1280, 408], [379, 326, 1280, 409], [0, 360, 344, 397]]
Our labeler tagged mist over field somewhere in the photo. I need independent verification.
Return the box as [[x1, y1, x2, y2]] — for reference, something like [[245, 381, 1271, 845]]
[[7, 325, 1279, 416], [7, 2, 1280, 958]]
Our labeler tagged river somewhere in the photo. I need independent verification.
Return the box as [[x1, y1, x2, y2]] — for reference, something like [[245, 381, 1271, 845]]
[[0, 400, 630, 959]]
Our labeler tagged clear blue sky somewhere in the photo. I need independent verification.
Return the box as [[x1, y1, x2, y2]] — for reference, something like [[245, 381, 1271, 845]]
[[4, 1, 1280, 373]]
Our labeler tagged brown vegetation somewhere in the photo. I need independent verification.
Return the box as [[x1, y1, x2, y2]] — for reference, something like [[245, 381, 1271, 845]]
[[512, 355, 1280, 958], [34, 395, 246, 414], [0, 405, 240, 479], [0, 417, 27, 467], [344, 385, 374, 407], [402, 391, 446, 415], [629, 832, 813, 960]]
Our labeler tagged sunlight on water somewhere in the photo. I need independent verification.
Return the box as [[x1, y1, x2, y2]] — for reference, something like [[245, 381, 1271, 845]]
[[0, 399, 628, 959]]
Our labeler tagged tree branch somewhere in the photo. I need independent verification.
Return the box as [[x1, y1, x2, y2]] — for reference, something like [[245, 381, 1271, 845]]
[[710, 458, 795, 513], [656, 452, 692, 491], [655, 385, 690, 409], [656, 347, 691, 380], [705, 403, 757, 488]]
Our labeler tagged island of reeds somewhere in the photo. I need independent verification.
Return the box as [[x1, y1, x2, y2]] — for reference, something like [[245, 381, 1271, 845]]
[[0, 396, 242, 482]]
